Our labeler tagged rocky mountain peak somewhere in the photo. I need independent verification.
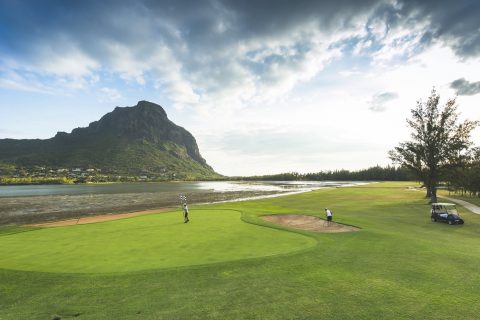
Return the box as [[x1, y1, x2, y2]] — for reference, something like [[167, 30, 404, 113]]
[[0, 101, 217, 178]]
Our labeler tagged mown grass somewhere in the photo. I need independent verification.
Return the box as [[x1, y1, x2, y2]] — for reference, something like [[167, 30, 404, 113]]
[[0, 210, 314, 273], [1, 181, 480, 319]]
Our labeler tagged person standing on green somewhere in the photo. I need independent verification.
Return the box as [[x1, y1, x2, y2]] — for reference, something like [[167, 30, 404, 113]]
[[183, 204, 189, 223], [325, 208, 332, 226]]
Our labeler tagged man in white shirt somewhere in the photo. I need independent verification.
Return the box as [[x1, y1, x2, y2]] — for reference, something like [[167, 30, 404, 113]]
[[325, 208, 332, 226]]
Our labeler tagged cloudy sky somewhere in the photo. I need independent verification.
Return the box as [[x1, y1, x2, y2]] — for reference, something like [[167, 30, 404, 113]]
[[1, 0, 479, 176]]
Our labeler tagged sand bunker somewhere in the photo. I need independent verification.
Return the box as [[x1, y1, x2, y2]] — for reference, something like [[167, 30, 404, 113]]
[[262, 214, 359, 233], [28, 208, 174, 227]]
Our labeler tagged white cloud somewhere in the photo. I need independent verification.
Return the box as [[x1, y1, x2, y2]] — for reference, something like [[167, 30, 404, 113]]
[[0, 42, 99, 93], [176, 25, 362, 117], [367, 16, 388, 40], [353, 39, 373, 55], [99, 87, 123, 102], [36, 46, 98, 78], [103, 41, 148, 85], [0, 65, 56, 94]]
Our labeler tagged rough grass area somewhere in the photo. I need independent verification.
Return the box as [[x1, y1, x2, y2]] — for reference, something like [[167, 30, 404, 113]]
[[1, 182, 480, 319]]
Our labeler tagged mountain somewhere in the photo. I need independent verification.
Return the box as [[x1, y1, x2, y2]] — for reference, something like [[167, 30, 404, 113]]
[[0, 101, 220, 180]]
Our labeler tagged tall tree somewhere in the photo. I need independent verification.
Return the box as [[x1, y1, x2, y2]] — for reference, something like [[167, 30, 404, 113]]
[[389, 89, 478, 202]]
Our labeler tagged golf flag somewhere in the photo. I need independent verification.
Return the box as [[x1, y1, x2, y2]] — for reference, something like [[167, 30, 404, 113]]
[[179, 194, 187, 204]]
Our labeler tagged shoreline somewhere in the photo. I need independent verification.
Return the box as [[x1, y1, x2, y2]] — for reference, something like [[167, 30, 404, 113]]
[[26, 189, 321, 227], [0, 189, 287, 225], [1, 182, 370, 226]]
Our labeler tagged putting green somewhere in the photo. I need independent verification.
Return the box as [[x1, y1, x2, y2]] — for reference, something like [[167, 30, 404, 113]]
[[0, 209, 315, 273]]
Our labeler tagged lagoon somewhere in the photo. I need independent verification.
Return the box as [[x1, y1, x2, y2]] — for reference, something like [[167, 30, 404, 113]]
[[0, 181, 365, 224], [0, 180, 357, 198]]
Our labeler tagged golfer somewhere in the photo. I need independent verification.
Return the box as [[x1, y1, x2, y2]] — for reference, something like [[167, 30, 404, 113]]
[[325, 208, 332, 226], [183, 204, 189, 223]]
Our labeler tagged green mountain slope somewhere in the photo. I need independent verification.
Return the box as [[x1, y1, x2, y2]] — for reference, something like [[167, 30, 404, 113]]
[[0, 101, 220, 180]]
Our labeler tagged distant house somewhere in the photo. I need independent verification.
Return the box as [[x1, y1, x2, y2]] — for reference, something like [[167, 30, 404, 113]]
[[72, 168, 82, 172], [86, 169, 95, 173]]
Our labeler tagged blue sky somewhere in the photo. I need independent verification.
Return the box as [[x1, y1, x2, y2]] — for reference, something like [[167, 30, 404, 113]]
[[1, 0, 479, 175]]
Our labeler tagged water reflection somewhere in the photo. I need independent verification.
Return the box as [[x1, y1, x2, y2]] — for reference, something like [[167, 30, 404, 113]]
[[0, 180, 366, 198]]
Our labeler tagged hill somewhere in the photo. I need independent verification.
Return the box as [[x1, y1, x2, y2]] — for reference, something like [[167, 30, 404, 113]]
[[0, 101, 220, 180]]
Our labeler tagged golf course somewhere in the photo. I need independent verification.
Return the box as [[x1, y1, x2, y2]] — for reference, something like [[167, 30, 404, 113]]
[[1, 182, 480, 319]]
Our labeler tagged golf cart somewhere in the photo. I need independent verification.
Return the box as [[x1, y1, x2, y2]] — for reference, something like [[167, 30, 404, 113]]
[[431, 203, 464, 225]]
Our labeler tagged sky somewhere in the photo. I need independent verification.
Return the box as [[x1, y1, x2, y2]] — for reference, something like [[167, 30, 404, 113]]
[[0, 0, 479, 176]]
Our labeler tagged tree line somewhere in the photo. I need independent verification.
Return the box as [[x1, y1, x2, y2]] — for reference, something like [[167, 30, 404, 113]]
[[443, 148, 480, 197], [232, 165, 411, 181], [0, 177, 75, 185]]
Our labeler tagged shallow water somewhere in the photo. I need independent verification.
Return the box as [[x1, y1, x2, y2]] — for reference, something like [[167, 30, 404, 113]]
[[0, 180, 356, 198], [0, 181, 367, 224]]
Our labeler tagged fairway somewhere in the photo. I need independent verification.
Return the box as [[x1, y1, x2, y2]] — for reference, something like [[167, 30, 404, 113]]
[[2, 182, 480, 320], [0, 209, 315, 273]]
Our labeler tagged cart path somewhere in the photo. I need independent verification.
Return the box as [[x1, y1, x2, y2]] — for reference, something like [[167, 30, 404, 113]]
[[438, 195, 480, 214]]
